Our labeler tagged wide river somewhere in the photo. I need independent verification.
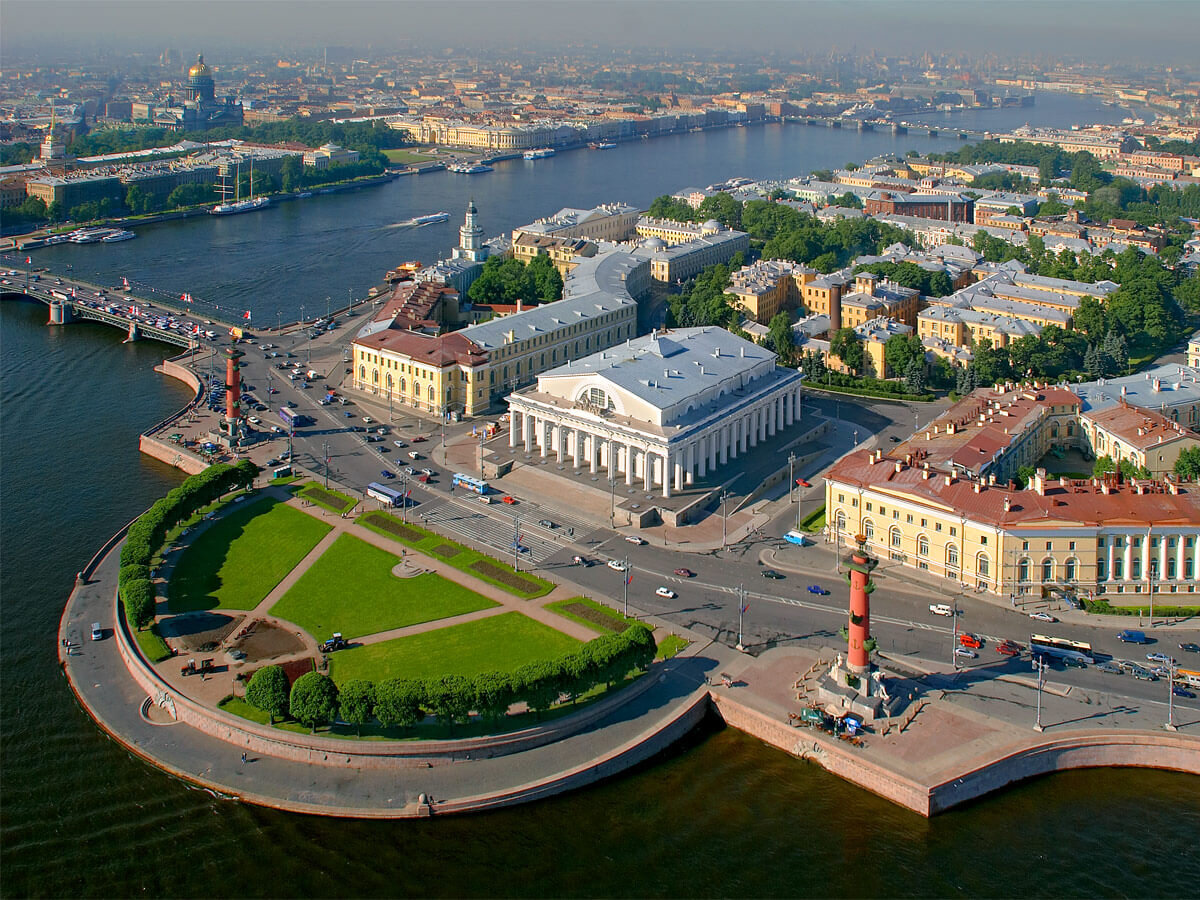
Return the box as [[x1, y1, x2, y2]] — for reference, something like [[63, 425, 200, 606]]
[[3, 93, 1198, 898]]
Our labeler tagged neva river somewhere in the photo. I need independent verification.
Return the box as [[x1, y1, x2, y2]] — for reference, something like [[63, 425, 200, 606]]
[[3, 92, 1198, 898]]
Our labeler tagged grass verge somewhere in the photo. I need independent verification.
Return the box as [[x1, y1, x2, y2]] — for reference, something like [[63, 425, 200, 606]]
[[798, 505, 826, 533], [655, 634, 690, 660], [168, 497, 332, 613], [132, 624, 173, 663], [1085, 599, 1200, 617], [329, 611, 580, 684], [219, 695, 271, 725], [545, 596, 640, 634], [359, 511, 553, 598], [298, 482, 357, 514], [269, 533, 497, 641]]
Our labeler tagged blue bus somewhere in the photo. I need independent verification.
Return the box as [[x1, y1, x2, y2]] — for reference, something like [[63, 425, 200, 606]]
[[452, 473, 489, 494], [279, 407, 310, 428]]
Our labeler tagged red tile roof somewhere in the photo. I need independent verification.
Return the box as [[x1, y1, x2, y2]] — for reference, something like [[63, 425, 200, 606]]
[[1083, 401, 1196, 451]]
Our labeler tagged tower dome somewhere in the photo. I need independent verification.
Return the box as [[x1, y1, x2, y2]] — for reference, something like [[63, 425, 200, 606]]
[[185, 54, 216, 102], [188, 54, 211, 79]]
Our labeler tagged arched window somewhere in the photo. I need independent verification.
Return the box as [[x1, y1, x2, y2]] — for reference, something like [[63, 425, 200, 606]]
[[890, 527, 902, 548], [385, 373, 393, 392], [427, 385, 435, 401], [400, 378, 406, 394], [1187, 558, 1195, 580], [372, 369, 379, 384], [946, 544, 959, 570], [976, 552, 990, 578], [1042, 558, 1054, 583], [1066, 558, 1078, 582], [835, 510, 847, 533], [1018, 558, 1031, 583], [917, 535, 929, 557], [359, 364, 365, 380], [862, 518, 875, 541], [413, 382, 421, 398], [1168, 557, 1177, 580]]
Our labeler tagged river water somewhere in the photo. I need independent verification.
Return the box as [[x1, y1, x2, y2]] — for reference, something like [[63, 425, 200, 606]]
[[3, 93, 1198, 898]]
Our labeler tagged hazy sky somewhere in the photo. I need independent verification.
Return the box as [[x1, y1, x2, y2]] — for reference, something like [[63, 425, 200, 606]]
[[3, 0, 1199, 67]]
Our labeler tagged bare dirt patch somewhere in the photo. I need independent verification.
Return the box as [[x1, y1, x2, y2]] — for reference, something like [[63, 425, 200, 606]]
[[468, 559, 542, 594], [236, 621, 306, 662], [562, 602, 623, 632], [364, 512, 423, 543], [432, 543, 461, 558]]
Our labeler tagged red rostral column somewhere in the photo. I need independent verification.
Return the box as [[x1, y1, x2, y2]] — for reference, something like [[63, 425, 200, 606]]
[[844, 533, 878, 675], [223, 345, 245, 438]]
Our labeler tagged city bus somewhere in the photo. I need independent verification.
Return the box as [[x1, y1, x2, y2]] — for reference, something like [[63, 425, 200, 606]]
[[1029, 634, 1094, 664], [366, 482, 404, 507], [452, 473, 489, 494]]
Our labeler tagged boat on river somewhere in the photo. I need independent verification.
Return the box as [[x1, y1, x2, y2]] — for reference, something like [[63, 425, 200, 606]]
[[523, 148, 555, 160], [410, 212, 450, 226], [447, 163, 493, 174]]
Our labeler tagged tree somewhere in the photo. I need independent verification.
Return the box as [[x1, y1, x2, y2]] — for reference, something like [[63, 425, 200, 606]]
[[526, 253, 564, 304], [830, 192, 863, 209], [472, 671, 515, 722], [1173, 447, 1200, 480], [1093, 455, 1117, 479], [245, 665, 291, 724], [122, 578, 157, 629], [338, 679, 375, 735], [1074, 295, 1106, 341], [903, 358, 926, 394], [374, 678, 424, 730], [289, 672, 340, 732], [646, 194, 697, 222], [883, 333, 922, 378], [697, 192, 742, 230], [513, 660, 562, 718], [765, 312, 794, 364], [829, 327, 864, 374], [424, 674, 473, 730]]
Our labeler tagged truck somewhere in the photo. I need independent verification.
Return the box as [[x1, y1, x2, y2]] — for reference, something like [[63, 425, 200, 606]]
[[279, 407, 310, 429], [783, 530, 809, 547], [1117, 629, 1149, 644]]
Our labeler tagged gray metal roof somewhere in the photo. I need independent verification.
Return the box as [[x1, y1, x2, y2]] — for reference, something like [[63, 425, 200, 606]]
[[1073, 365, 1200, 413]]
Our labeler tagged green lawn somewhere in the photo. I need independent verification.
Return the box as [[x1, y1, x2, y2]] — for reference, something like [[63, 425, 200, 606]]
[[298, 482, 357, 514], [655, 634, 690, 660], [268, 533, 498, 641], [359, 511, 554, 598], [168, 498, 331, 613], [219, 695, 271, 725], [545, 596, 640, 634], [383, 149, 438, 165], [329, 611, 581, 685], [132, 624, 173, 663]]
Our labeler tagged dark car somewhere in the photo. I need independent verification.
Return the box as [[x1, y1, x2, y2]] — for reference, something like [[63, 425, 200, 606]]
[[1180, 643, 1200, 653], [807, 584, 829, 595], [674, 568, 695, 577], [889, 435, 901, 442], [1173, 686, 1196, 698], [761, 569, 784, 580], [344, 411, 354, 418], [380, 470, 395, 479], [412, 436, 427, 443]]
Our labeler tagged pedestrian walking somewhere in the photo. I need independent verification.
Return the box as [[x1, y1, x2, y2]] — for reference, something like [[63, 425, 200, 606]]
[[241, 752, 247, 765]]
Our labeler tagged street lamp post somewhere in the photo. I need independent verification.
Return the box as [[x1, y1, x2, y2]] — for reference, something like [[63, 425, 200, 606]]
[[323, 440, 329, 489], [622, 557, 630, 617], [1033, 654, 1046, 732], [952, 595, 961, 670], [788, 452, 795, 509], [609, 470, 616, 528], [326, 296, 331, 320], [721, 490, 731, 551], [735, 584, 746, 651], [1166, 659, 1178, 732], [276, 310, 281, 334], [512, 515, 521, 573]]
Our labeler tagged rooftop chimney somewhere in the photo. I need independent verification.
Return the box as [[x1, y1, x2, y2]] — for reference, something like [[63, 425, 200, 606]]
[[1003, 497, 1011, 512]]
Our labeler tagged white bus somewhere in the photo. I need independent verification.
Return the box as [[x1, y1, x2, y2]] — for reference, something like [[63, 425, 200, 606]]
[[366, 482, 404, 507]]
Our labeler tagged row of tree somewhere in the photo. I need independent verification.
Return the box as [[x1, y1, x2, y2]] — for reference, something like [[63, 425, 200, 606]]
[[466, 255, 563, 308], [244, 624, 657, 733]]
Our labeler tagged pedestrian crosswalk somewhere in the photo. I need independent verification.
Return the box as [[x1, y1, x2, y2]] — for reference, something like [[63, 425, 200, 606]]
[[417, 497, 561, 564]]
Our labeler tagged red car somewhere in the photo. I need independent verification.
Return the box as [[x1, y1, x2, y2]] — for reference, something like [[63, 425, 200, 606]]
[[673, 567, 694, 577], [959, 633, 983, 649], [995, 641, 1021, 657], [796, 478, 811, 488], [411, 435, 427, 443], [501, 495, 517, 505], [416, 474, 429, 483]]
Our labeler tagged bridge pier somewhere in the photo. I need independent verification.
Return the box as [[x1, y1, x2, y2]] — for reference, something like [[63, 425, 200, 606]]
[[125, 321, 140, 343], [48, 300, 72, 325]]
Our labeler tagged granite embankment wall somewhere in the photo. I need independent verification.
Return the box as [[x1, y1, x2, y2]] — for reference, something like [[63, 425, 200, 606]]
[[138, 358, 209, 474], [710, 690, 1200, 817]]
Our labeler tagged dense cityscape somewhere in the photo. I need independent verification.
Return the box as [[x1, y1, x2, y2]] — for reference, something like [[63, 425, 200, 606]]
[[3, 3, 1200, 898]]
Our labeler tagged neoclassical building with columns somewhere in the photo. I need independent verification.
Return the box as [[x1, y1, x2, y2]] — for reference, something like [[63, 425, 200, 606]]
[[505, 327, 804, 498]]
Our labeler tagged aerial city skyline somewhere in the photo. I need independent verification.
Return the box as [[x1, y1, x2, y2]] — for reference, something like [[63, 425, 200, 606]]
[[2, 3, 1199, 897]]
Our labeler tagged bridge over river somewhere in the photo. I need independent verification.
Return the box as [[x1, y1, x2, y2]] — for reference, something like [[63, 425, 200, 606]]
[[0, 258, 240, 349]]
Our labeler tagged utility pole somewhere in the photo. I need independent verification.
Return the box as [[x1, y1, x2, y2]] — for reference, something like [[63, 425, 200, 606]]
[[788, 451, 795, 507], [609, 470, 616, 528], [287, 421, 294, 470], [276, 309, 281, 334], [326, 295, 331, 320], [735, 584, 747, 651], [952, 595, 961, 670], [1033, 654, 1046, 732], [323, 440, 329, 488], [512, 515, 521, 573]]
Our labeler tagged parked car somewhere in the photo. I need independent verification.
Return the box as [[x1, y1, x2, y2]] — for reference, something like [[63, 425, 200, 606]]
[[411, 436, 427, 443], [1061, 656, 1087, 669], [1130, 666, 1158, 681], [929, 604, 954, 617], [1147, 652, 1176, 665], [954, 648, 978, 659], [807, 585, 829, 595], [795, 478, 811, 488], [673, 568, 695, 577], [420, 468, 434, 476], [393, 440, 408, 448], [1096, 661, 1123, 674], [1029, 611, 1058, 623], [761, 569, 784, 580], [655, 587, 677, 599]]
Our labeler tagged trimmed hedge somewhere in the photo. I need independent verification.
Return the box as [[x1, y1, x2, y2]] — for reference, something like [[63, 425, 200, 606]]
[[120, 459, 259, 569], [1084, 599, 1200, 618], [250, 623, 658, 732]]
